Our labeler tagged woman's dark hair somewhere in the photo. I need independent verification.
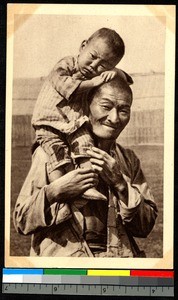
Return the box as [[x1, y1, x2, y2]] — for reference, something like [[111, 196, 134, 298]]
[[88, 75, 133, 107]]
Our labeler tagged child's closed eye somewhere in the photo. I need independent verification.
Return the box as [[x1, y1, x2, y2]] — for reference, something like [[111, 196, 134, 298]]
[[90, 53, 97, 59]]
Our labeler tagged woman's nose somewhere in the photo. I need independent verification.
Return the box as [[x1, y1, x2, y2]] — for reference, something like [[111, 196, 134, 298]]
[[108, 108, 119, 123]]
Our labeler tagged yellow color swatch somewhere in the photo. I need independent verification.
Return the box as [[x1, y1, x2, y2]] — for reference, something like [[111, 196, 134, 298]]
[[88, 270, 130, 276]]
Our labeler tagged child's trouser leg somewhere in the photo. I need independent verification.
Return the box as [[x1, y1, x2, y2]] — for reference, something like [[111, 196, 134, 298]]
[[34, 125, 74, 221], [35, 125, 73, 182], [67, 124, 107, 201], [46, 140, 72, 183], [45, 140, 72, 180]]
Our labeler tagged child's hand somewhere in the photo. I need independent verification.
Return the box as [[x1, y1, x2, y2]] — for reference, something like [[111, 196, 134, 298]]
[[100, 70, 118, 82], [72, 71, 86, 80], [91, 75, 105, 87]]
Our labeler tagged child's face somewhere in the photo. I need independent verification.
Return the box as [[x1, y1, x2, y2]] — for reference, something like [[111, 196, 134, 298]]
[[78, 38, 120, 78]]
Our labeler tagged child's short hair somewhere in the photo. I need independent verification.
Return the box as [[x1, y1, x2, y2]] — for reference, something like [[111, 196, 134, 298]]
[[88, 27, 125, 61]]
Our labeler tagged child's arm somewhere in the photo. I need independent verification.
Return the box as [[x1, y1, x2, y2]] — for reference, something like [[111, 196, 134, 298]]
[[74, 68, 133, 95], [74, 75, 106, 94], [100, 68, 133, 85], [50, 57, 110, 99], [50, 57, 133, 101], [49, 57, 87, 101], [74, 69, 133, 91]]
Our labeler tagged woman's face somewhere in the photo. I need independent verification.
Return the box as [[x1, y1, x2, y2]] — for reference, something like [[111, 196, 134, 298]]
[[89, 83, 132, 141]]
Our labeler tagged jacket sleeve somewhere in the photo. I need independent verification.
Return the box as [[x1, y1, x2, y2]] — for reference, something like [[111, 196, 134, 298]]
[[118, 150, 158, 238], [48, 57, 83, 101], [13, 147, 71, 235]]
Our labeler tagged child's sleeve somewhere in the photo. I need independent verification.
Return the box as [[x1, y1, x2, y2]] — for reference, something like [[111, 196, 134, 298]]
[[49, 57, 84, 101]]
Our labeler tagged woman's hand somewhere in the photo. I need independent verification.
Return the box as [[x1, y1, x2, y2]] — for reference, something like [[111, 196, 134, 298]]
[[87, 147, 128, 205], [86, 147, 123, 186], [46, 168, 98, 203]]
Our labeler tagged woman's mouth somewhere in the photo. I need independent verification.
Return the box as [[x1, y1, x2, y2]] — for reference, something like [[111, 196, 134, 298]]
[[102, 122, 118, 129]]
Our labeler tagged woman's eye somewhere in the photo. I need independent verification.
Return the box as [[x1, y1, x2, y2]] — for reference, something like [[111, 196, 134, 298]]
[[102, 105, 111, 110], [120, 110, 129, 115]]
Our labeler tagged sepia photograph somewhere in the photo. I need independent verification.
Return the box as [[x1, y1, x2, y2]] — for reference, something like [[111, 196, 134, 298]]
[[5, 4, 175, 268]]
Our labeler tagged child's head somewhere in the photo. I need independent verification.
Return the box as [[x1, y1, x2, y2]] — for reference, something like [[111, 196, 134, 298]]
[[78, 28, 125, 78]]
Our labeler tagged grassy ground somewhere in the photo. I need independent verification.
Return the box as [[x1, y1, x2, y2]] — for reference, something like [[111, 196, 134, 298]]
[[10, 145, 163, 257]]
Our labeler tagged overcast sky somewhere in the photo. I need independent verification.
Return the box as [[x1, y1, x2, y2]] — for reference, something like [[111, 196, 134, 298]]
[[13, 14, 166, 78]]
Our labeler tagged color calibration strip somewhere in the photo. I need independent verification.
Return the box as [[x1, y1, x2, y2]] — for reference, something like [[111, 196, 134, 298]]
[[2, 269, 174, 296], [3, 269, 174, 285]]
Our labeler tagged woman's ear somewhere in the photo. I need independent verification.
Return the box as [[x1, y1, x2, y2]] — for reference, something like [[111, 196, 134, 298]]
[[79, 40, 88, 52]]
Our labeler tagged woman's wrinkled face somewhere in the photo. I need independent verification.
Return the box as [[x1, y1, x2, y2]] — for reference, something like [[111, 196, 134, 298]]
[[89, 83, 132, 141]]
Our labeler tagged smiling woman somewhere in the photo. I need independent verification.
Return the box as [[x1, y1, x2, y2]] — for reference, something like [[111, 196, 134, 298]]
[[13, 75, 158, 258], [88, 77, 132, 141]]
